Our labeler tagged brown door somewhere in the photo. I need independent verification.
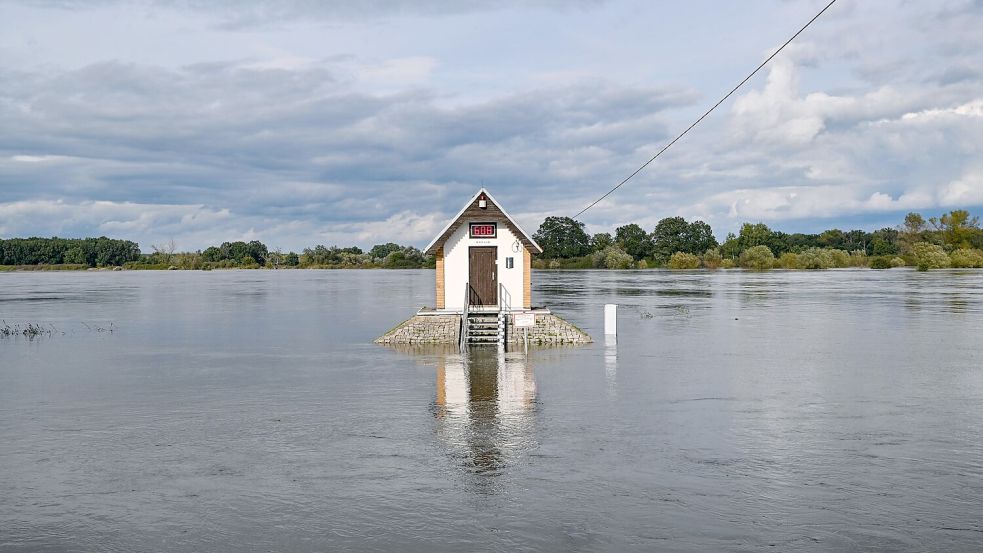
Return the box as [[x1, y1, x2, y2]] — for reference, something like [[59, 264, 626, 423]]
[[468, 247, 498, 306]]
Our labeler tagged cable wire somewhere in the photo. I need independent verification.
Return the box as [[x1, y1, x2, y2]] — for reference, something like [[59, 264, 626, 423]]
[[555, 0, 838, 226]]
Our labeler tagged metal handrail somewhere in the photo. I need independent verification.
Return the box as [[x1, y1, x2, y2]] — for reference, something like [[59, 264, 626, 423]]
[[498, 282, 511, 314], [498, 282, 511, 348], [459, 282, 470, 352]]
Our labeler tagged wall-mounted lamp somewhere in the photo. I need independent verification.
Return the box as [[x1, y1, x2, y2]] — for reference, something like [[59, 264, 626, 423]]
[[478, 193, 487, 209]]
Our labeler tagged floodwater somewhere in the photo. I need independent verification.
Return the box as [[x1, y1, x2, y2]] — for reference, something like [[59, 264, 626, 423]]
[[1, 269, 982, 552]]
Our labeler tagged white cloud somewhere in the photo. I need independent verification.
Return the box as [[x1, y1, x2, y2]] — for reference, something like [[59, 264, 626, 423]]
[[938, 172, 983, 206]]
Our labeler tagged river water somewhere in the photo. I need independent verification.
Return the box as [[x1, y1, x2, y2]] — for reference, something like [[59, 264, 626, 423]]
[[1, 269, 981, 552]]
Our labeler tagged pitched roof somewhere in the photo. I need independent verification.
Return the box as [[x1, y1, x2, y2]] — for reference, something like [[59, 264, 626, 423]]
[[424, 188, 543, 256]]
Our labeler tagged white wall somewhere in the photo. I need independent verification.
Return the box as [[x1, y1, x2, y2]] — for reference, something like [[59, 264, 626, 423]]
[[443, 221, 526, 311]]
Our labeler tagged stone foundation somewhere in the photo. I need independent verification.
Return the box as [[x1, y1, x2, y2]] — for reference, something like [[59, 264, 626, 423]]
[[374, 314, 460, 345], [506, 313, 592, 345], [374, 309, 592, 346]]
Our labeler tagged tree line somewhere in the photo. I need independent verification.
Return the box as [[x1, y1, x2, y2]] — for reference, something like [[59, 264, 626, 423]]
[[0, 237, 433, 269], [532, 209, 983, 271], [134, 240, 433, 269], [4, 209, 981, 272], [0, 237, 141, 267]]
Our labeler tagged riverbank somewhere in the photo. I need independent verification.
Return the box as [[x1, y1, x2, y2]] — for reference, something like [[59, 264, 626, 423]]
[[4, 263, 983, 273]]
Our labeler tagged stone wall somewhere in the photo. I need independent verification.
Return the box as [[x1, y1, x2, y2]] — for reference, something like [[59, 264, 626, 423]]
[[375, 311, 592, 346], [507, 313, 592, 345], [374, 314, 460, 345]]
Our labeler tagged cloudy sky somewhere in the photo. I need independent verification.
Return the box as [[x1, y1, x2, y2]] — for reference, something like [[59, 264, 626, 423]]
[[1, 0, 982, 251]]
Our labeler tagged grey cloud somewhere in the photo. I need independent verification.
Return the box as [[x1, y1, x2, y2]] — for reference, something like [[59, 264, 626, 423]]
[[19, 0, 606, 26], [0, 57, 693, 247]]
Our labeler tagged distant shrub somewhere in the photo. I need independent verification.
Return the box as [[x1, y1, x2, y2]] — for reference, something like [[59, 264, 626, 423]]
[[777, 252, 801, 269], [890, 257, 906, 268], [668, 252, 701, 269], [949, 248, 983, 268], [637, 259, 649, 269], [870, 256, 892, 269], [829, 249, 851, 268], [702, 248, 723, 269], [721, 258, 736, 269], [739, 245, 775, 270], [912, 243, 951, 271], [552, 256, 593, 269], [548, 259, 561, 269], [601, 246, 634, 269], [849, 250, 869, 267], [798, 247, 834, 269]]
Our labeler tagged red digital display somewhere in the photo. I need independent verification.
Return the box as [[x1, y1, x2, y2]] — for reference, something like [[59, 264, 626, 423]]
[[470, 223, 497, 238]]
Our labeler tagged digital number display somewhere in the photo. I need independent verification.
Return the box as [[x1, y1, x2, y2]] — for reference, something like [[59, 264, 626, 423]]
[[470, 223, 497, 238]]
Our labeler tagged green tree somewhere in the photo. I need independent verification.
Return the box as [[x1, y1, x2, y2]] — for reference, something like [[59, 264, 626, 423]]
[[615, 223, 654, 260], [590, 232, 614, 252], [870, 228, 900, 256], [720, 232, 740, 259], [534, 217, 590, 259], [650, 217, 690, 262], [369, 243, 402, 259], [845, 229, 872, 253], [903, 212, 926, 234], [246, 240, 268, 266], [63, 246, 86, 265], [900, 212, 927, 254], [818, 229, 846, 250], [930, 209, 980, 249], [736, 223, 785, 255], [687, 221, 719, 254], [784, 232, 821, 252]]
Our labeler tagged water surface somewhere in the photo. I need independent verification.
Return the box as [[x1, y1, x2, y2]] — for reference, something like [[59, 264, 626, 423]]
[[1, 269, 982, 551]]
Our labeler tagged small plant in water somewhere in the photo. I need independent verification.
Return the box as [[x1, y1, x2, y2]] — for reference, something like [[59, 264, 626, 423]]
[[1, 321, 54, 339], [1, 320, 115, 338]]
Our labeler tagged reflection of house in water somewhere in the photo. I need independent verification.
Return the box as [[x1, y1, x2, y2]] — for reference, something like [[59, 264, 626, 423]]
[[434, 348, 537, 476]]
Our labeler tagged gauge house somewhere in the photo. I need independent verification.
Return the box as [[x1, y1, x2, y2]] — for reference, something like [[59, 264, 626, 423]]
[[424, 188, 541, 312], [375, 188, 591, 347]]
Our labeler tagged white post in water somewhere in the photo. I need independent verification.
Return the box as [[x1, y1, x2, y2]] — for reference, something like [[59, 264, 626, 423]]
[[604, 304, 617, 336]]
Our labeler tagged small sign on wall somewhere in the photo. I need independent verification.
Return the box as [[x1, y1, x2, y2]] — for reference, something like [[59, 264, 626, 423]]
[[514, 313, 535, 327], [469, 222, 497, 238]]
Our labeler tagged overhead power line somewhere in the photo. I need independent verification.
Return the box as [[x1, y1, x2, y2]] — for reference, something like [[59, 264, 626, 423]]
[[554, 0, 839, 227]]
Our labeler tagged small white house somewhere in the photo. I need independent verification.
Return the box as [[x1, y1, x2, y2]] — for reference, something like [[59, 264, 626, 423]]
[[424, 188, 543, 312]]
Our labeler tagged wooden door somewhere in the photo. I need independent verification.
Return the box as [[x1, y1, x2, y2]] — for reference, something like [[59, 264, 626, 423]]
[[468, 247, 498, 306]]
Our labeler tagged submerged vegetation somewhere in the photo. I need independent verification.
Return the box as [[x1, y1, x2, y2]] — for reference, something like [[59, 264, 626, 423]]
[[532, 209, 983, 271], [0, 320, 115, 338], [1, 321, 54, 338]]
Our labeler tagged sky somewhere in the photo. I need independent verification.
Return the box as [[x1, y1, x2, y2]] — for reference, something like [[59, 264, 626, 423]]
[[1, 0, 982, 252]]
